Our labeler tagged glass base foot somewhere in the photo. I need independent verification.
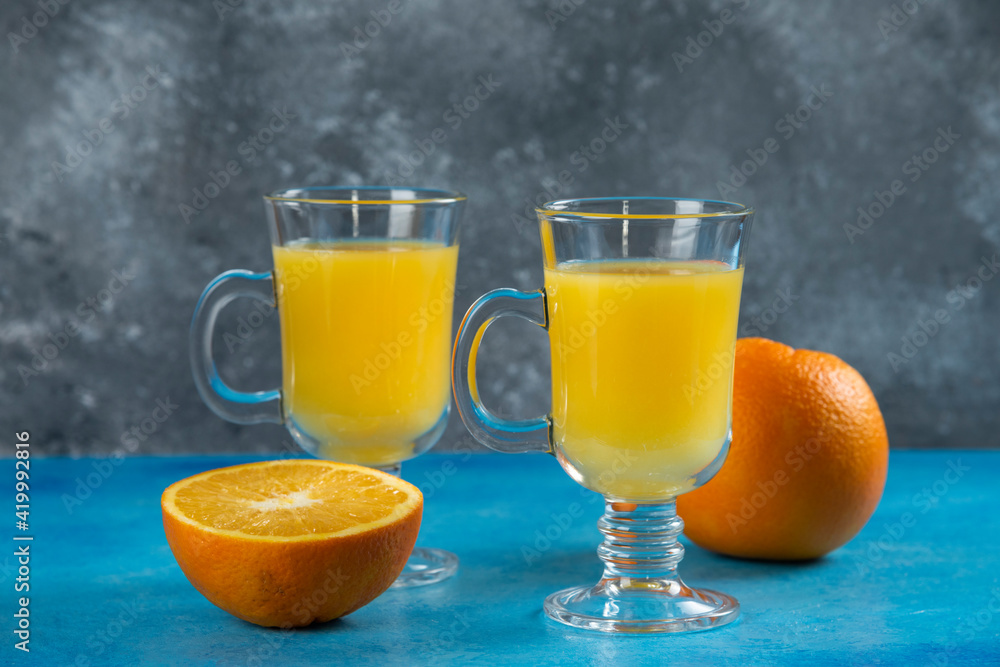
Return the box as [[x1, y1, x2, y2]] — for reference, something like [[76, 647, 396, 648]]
[[390, 547, 459, 588], [544, 578, 739, 634]]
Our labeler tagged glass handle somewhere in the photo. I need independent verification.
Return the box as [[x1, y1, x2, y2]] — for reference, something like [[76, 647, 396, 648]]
[[189, 270, 283, 425], [452, 288, 552, 454]]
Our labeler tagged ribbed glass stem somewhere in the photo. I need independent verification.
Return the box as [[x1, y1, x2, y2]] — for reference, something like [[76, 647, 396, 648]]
[[597, 499, 685, 581]]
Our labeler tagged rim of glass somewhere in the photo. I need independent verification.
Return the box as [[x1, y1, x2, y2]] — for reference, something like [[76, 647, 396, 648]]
[[264, 186, 467, 206], [537, 196, 753, 220]]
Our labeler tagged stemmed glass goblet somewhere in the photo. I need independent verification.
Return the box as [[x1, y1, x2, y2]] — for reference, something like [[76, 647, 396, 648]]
[[191, 186, 466, 587], [452, 197, 753, 630]]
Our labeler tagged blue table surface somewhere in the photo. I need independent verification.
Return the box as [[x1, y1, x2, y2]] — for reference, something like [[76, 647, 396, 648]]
[[3, 450, 998, 666]]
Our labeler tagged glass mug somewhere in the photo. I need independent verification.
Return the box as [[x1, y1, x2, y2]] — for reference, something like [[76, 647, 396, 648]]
[[453, 197, 753, 632], [190, 186, 465, 587]]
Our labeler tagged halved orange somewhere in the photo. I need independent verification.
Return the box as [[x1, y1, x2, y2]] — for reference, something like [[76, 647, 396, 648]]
[[161, 459, 422, 627]]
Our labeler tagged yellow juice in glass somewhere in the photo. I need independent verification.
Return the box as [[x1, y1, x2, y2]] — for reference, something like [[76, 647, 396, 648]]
[[545, 260, 744, 499], [272, 239, 458, 466]]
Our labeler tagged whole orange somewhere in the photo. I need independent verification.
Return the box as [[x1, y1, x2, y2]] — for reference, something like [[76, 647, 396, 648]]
[[677, 337, 888, 560], [162, 459, 422, 627]]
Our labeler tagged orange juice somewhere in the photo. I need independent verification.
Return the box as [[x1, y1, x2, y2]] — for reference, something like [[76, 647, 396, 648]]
[[272, 240, 458, 466], [545, 260, 744, 499]]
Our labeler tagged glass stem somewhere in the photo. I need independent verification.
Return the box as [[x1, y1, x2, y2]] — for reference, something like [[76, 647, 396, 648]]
[[377, 463, 402, 478], [597, 498, 685, 582]]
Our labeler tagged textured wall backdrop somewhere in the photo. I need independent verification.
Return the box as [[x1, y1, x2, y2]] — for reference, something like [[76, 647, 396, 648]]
[[3, 0, 999, 456]]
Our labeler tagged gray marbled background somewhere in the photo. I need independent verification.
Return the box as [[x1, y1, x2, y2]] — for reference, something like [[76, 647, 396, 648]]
[[3, 0, 998, 456]]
